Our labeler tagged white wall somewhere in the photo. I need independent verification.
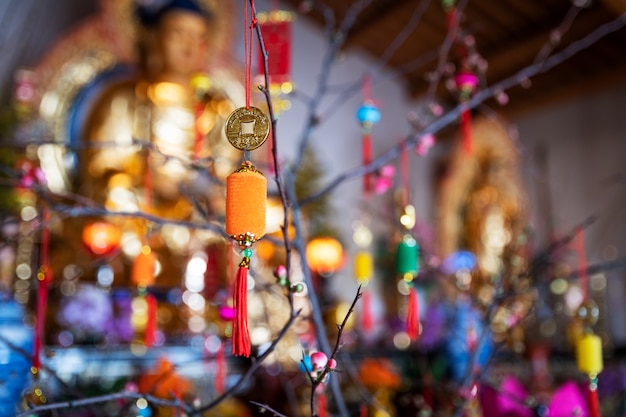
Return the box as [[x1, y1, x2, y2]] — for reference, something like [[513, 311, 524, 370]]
[[514, 83, 626, 344]]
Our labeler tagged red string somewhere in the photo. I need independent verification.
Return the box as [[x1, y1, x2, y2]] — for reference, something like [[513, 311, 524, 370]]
[[244, 0, 257, 109], [576, 228, 589, 301], [362, 73, 371, 101], [400, 142, 410, 207]]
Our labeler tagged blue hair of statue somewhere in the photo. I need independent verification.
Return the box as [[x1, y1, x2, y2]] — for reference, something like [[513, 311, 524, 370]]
[[136, 0, 211, 27]]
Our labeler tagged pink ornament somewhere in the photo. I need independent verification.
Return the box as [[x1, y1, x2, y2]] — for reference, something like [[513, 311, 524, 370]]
[[415, 134, 435, 156], [218, 305, 236, 321], [310, 351, 328, 371], [455, 72, 479, 91]]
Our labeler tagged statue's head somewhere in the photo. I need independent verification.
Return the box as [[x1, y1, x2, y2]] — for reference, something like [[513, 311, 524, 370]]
[[136, 0, 214, 83]]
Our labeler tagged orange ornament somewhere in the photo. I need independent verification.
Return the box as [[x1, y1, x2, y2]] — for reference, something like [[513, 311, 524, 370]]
[[226, 161, 267, 244], [132, 245, 157, 287], [82, 221, 121, 255]]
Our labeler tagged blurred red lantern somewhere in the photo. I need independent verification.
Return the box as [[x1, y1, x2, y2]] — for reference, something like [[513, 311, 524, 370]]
[[82, 221, 121, 255], [306, 237, 343, 274]]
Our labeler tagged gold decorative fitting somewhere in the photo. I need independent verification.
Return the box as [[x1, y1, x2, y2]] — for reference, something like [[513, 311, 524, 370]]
[[230, 232, 258, 248]]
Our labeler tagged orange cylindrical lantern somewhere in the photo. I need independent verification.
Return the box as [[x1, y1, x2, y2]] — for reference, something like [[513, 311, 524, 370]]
[[226, 162, 267, 244], [132, 245, 157, 287]]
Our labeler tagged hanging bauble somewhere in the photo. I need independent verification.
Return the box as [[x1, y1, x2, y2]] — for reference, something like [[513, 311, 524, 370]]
[[306, 237, 343, 274], [356, 101, 381, 130], [132, 245, 157, 288], [82, 221, 122, 256], [396, 234, 419, 278]]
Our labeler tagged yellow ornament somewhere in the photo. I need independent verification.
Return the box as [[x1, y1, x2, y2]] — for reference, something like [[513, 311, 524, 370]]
[[576, 333, 603, 377]]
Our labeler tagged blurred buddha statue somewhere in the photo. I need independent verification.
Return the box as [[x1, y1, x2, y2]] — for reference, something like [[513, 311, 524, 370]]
[[81, 0, 239, 218]]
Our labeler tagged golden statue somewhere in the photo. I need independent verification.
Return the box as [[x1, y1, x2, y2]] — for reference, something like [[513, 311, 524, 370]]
[[27, 0, 246, 341]]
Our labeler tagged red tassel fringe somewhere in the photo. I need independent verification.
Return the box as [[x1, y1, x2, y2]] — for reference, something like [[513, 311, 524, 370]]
[[407, 288, 420, 341], [144, 293, 157, 347], [461, 107, 472, 155], [361, 290, 373, 332], [317, 391, 328, 417], [232, 264, 251, 357], [362, 132, 372, 195], [588, 384, 600, 417]]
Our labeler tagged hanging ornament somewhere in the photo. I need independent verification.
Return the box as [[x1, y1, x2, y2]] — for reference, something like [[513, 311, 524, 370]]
[[455, 71, 478, 155], [356, 74, 381, 197], [396, 143, 420, 341], [396, 234, 420, 341], [223, 1, 270, 359], [573, 228, 603, 417], [131, 245, 157, 347]]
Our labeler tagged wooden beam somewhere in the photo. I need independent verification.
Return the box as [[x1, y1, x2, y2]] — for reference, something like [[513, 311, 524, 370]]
[[602, 0, 626, 15]]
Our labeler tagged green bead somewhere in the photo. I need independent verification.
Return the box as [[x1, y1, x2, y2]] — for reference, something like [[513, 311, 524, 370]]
[[243, 248, 253, 258]]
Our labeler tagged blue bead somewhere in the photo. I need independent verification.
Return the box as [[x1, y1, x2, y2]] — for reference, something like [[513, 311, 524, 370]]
[[356, 103, 381, 125]]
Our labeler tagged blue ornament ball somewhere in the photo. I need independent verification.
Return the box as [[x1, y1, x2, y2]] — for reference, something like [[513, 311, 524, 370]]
[[356, 102, 381, 127]]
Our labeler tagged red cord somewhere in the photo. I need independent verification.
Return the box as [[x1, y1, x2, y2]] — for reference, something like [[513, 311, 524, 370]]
[[401, 142, 410, 206], [244, 0, 257, 109], [576, 228, 589, 301]]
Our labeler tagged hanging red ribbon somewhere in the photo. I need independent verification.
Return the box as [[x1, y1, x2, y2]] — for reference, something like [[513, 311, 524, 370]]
[[317, 391, 328, 417]]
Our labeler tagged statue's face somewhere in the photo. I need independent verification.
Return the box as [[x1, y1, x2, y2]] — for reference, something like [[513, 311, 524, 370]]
[[157, 10, 209, 79]]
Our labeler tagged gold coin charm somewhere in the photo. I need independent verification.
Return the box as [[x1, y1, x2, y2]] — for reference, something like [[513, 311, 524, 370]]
[[225, 106, 270, 150]]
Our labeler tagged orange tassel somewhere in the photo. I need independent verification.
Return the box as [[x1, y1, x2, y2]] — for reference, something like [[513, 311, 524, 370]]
[[407, 287, 420, 341], [232, 261, 251, 357]]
